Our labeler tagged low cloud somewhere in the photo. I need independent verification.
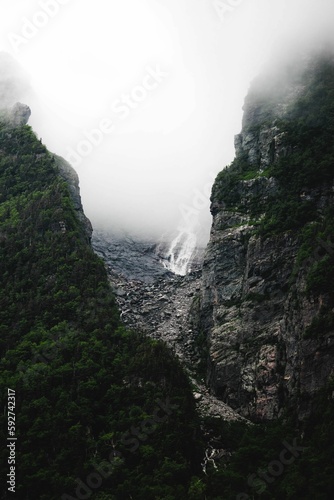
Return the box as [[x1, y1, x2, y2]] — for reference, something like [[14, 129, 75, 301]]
[[1, 0, 334, 245], [0, 52, 31, 109]]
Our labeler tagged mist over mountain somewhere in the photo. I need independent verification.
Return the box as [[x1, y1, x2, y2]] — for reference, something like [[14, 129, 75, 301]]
[[1, 0, 333, 248], [0, 52, 31, 108]]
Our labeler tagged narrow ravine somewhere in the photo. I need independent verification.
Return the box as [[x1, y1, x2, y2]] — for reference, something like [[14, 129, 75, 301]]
[[93, 229, 248, 422]]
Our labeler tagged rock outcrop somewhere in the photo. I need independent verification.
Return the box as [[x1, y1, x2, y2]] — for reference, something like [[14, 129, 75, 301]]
[[55, 154, 93, 242], [196, 52, 334, 421], [0, 102, 31, 127], [8, 102, 31, 126]]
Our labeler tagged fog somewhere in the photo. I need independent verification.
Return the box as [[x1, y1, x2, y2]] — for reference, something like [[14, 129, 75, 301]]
[[0, 0, 334, 244]]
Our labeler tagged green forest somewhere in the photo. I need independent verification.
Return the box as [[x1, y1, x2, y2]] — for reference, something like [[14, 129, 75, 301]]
[[0, 121, 203, 499]]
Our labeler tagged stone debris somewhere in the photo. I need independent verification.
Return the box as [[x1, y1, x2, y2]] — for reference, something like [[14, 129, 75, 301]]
[[93, 231, 249, 423]]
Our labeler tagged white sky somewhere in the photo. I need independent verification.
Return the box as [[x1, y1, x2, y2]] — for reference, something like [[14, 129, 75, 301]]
[[0, 0, 333, 242]]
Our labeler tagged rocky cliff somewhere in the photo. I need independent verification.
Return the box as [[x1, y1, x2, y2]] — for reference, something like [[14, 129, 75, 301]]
[[197, 51, 334, 421], [55, 154, 93, 242], [4, 102, 31, 127]]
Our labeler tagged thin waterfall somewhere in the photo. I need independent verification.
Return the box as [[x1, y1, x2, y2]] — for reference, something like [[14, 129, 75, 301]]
[[162, 230, 197, 276]]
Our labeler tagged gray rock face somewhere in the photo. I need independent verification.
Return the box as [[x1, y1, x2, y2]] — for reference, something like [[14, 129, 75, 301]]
[[92, 230, 171, 283], [197, 57, 334, 421], [234, 125, 289, 170], [55, 155, 93, 242], [1, 102, 31, 126], [9, 102, 31, 126], [97, 232, 245, 422], [200, 214, 334, 421]]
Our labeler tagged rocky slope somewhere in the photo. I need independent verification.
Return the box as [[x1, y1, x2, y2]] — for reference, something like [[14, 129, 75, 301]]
[[196, 51, 334, 421], [93, 229, 246, 422]]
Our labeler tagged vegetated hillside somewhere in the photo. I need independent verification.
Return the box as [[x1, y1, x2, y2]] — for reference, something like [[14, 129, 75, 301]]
[[0, 115, 202, 499]]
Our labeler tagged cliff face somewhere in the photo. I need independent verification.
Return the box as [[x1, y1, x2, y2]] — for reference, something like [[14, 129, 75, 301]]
[[5, 102, 31, 127], [198, 52, 334, 421], [55, 154, 93, 242]]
